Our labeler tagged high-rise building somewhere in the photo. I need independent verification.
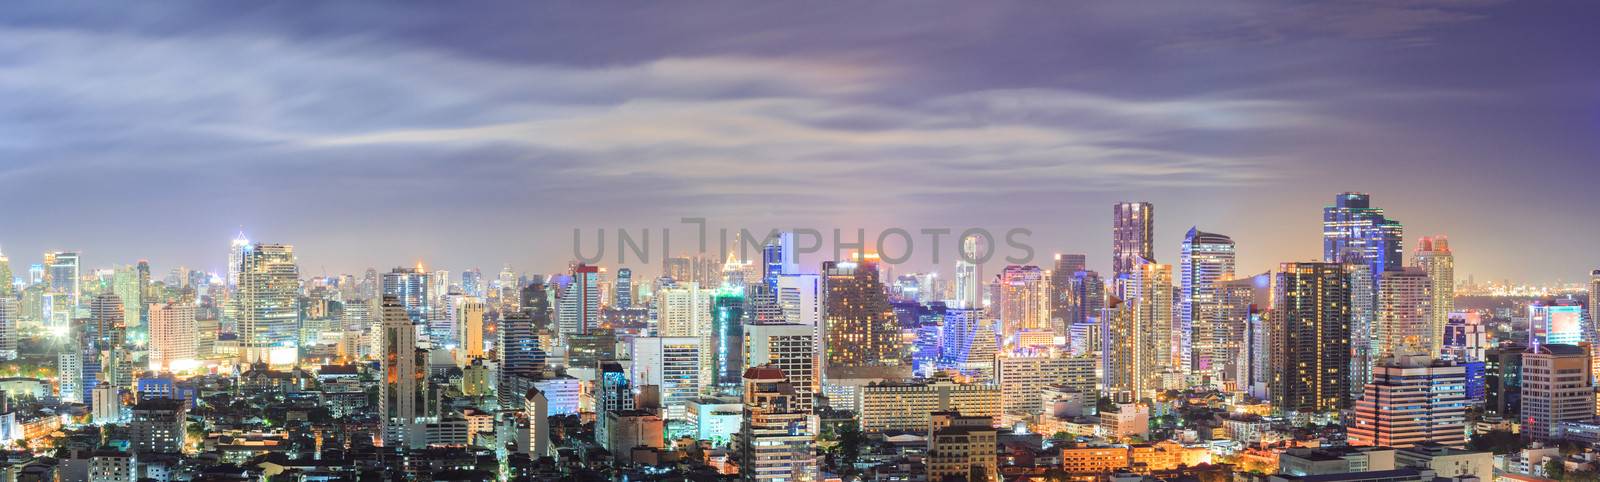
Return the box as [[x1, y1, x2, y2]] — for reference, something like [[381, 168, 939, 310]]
[[1049, 254, 1087, 327], [455, 297, 486, 360], [460, 268, 483, 298], [1529, 300, 1584, 347], [378, 295, 428, 448], [745, 322, 817, 413], [1271, 262, 1352, 414], [822, 254, 908, 380], [1376, 268, 1434, 357], [556, 264, 600, 343], [954, 235, 984, 310], [1068, 270, 1104, 328], [1413, 237, 1454, 354], [997, 265, 1048, 343], [738, 366, 817, 482], [128, 398, 186, 454], [1521, 344, 1594, 442], [148, 301, 196, 370], [614, 268, 633, 309], [994, 351, 1084, 416], [629, 336, 700, 421], [1180, 228, 1235, 376], [1100, 302, 1140, 398], [227, 232, 249, 289], [0, 247, 12, 298], [381, 267, 431, 323], [237, 244, 299, 364], [656, 282, 711, 337], [499, 284, 549, 410], [1348, 351, 1468, 448], [1484, 343, 1525, 419], [1218, 272, 1270, 389], [0, 298, 16, 360], [1128, 260, 1176, 380], [594, 360, 635, 445], [1323, 192, 1403, 275], [47, 251, 81, 313], [777, 274, 822, 327], [761, 232, 798, 290], [858, 377, 1000, 433], [1112, 202, 1155, 283], [1591, 270, 1600, 331], [710, 285, 746, 389], [1345, 254, 1377, 395]]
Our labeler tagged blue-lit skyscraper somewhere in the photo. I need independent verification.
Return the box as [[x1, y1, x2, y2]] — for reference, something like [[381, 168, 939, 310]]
[[1323, 192, 1403, 276], [615, 268, 633, 309], [761, 231, 796, 291], [710, 285, 746, 389]]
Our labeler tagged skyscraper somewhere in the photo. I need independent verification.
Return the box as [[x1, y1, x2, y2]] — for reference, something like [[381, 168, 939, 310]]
[[1323, 192, 1403, 276], [1413, 236, 1454, 354], [954, 235, 984, 310], [745, 322, 818, 413], [227, 232, 248, 289], [556, 264, 600, 343], [1529, 300, 1584, 347], [1112, 202, 1154, 283], [378, 295, 426, 448], [381, 266, 431, 323], [628, 336, 700, 420], [1180, 228, 1235, 376], [0, 298, 16, 360], [777, 274, 822, 327], [1068, 270, 1104, 328], [1128, 260, 1175, 380], [822, 254, 907, 380], [761, 231, 797, 290], [47, 251, 81, 312], [1271, 262, 1352, 414], [500, 283, 549, 410], [614, 267, 633, 309], [1591, 269, 1600, 330], [460, 268, 483, 298], [738, 366, 817, 482], [1049, 254, 1087, 327], [455, 296, 486, 360], [997, 265, 1048, 343], [0, 247, 13, 298], [710, 285, 746, 389], [1376, 267, 1434, 357], [236, 244, 299, 364]]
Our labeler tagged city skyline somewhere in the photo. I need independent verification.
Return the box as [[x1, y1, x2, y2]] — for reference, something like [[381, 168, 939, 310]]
[[0, 2, 1597, 283]]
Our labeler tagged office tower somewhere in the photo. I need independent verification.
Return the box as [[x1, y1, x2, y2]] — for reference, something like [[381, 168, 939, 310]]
[[1180, 228, 1235, 376], [0, 248, 12, 298], [614, 268, 633, 309], [93, 382, 123, 424], [47, 251, 81, 311], [656, 282, 711, 338], [1413, 237, 1454, 352], [1127, 260, 1176, 377], [1592, 270, 1600, 330], [499, 284, 549, 410], [1529, 300, 1583, 347], [1112, 202, 1155, 282], [89, 293, 125, 349], [1271, 262, 1352, 413], [936, 307, 984, 376], [460, 268, 483, 298], [236, 243, 299, 364], [379, 295, 427, 448], [1049, 254, 1087, 325], [629, 336, 701, 420], [0, 298, 16, 360], [556, 264, 600, 343], [777, 274, 822, 326], [954, 235, 984, 310], [745, 322, 818, 413], [1521, 344, 1594, 442], [381, 266, 431, 323], [227, 232, 249, 289], [1217, 272, 1269, 389], [927, 411, 998, 482], [1068, 270, 1104, 327], [1484, 343, 1524, 418], [456, 297, 486, 360], [111, 265, 144, 333], [858, 377, 1000, 432], [148, 301, 196, 370], [710, 285, 746, 389], [1348, 351, 1468, 448], [762, 231, 798, 290], [129, 398, 186, 454], [822, 254, 908, 380], [738, 366, 817, 482], [1323, 192, 1403, 277], [1376, 267, 1434, 357], [997, 265, 1048, 342]]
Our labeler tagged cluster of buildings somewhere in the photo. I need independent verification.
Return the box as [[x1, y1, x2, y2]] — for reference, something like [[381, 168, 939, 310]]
[[0, 191, 1595, 481]]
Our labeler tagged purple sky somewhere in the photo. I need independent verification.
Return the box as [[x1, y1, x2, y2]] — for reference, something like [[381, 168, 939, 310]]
[[0, 1, 1596, 283]]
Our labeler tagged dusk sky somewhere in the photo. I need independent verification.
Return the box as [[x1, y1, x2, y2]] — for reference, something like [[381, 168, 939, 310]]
[[1, 1, 1596, 283]]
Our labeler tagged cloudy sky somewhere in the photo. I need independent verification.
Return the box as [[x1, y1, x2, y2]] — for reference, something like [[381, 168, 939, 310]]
[[0, 1, 1595, 283]]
